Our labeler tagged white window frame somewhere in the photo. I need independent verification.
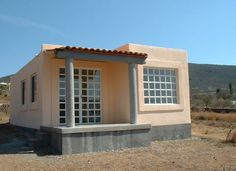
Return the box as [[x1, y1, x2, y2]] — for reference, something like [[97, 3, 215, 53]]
[[143, 67, 177, 105], [138, 60, 185, 112]]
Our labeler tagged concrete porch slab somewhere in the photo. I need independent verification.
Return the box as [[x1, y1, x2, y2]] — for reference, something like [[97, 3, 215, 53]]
[[41, 123, 152, 154], [41, 123, 151, 134]]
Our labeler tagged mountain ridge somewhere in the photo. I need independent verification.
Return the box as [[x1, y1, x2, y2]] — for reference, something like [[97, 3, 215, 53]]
[[0, 74, 13, 84], [189, 63, 236, 93]]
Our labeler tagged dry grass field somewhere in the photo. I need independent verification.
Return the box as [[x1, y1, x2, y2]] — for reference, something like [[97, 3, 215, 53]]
[[0, 113, 9, 124], [191, 111, 236, 123], [0, 112, 235, 171]]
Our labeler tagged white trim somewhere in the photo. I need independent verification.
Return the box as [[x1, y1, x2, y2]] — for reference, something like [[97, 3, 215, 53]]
[[137, 60, 184, 112], [143, 67, 177, 105]]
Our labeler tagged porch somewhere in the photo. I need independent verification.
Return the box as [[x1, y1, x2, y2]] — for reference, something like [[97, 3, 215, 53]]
[[52, 46, 148, 127], [42, 46, 151, 154]]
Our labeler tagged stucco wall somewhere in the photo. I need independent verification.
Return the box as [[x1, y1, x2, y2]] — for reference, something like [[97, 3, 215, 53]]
[[11, 43, 190, 129], [41, 50, 130, 127], [10, 53, 43, 129], [117, 44, 191, 126], [107, 62, 130, 123]]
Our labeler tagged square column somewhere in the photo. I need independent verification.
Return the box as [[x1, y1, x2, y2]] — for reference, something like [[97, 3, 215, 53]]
[[128, 63, 138, 124], [65, 57, 75, 127]]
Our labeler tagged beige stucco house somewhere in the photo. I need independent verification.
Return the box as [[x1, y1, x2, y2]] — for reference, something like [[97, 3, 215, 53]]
[[10, 43, 191, 154]]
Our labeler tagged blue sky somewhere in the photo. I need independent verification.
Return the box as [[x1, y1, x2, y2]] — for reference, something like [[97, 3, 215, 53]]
[[0, 0, 236, 77]]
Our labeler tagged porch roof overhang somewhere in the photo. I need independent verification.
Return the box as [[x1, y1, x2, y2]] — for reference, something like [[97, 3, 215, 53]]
[[51, 46, 147, 64]]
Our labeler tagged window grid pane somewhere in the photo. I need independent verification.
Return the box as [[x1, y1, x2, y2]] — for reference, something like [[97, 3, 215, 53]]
[[143, 67, 177, 104], [59, 68, 101, 125], [59, 68, 67, 125], [80, 69, 101, 124]]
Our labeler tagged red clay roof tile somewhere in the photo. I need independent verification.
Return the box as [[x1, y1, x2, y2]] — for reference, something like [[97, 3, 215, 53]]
[[53, 46, 147, 59]]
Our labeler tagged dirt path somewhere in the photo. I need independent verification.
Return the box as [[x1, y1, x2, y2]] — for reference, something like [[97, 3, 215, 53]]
[[0, 122, 235, 171]]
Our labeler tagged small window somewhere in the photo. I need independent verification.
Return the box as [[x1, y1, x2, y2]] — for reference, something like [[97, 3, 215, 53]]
[[21, 80, 25, 105], [143, 67, 177, 104], [31, 74, 37, 103]]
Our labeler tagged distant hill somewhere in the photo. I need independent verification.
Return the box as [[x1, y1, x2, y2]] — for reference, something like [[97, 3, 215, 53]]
[[189, 63, 236, 94], [0, 75, 13, 83]]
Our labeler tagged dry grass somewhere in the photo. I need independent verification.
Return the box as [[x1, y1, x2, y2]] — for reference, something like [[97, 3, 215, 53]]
[[0, 112, 9, 124], [0, 95, 10, 104], [226, 128, 236, 143], [191, 112, 236, 123]]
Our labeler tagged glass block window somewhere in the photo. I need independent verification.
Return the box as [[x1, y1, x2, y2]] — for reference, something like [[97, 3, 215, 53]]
[[59, 68, 101, 125], [80, 69, 101, 124], [59, 68, 67, 125], [143, 67, 177, 104]]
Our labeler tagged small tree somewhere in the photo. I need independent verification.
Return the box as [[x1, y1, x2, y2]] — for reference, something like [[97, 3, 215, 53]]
[[229, 82, 233, 99], [214, 97, 233, 108], [216, 88, 221, 99], [216, 88, 230, 100], [202, 95, 212, 108]]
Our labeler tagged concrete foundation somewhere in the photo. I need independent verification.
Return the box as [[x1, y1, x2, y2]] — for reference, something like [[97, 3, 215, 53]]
[[41, 123, 191, 154], [150, 123, 191, 141], [41, 124, 152, 154]]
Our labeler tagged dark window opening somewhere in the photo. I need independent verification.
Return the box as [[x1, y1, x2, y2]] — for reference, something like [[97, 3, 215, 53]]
[[21, 81, 25, 105], [31, 74, 37, 103]]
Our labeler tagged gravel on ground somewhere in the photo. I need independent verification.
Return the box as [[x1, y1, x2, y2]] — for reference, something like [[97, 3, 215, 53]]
[[0, 121, 235, 171]]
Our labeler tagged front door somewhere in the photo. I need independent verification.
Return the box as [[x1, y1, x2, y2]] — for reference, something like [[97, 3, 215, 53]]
[[59, 68, 101, 125]]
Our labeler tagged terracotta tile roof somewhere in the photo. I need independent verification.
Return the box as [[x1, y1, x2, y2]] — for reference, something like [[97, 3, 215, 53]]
[[53, 46, 147, 59]]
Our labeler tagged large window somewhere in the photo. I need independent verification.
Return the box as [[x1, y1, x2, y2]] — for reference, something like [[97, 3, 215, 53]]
[[31, 74, 37, 103], [59, 68, 101, 125], [21, 80, 25, 105], [143, 67, 177, 104]]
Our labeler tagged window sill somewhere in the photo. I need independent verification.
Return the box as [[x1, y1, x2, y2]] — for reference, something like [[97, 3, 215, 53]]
[[139, 103, 184, 112]]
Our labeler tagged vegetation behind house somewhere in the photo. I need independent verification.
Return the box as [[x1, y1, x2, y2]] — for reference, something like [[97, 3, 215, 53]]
[[189, 63, 236, 110]]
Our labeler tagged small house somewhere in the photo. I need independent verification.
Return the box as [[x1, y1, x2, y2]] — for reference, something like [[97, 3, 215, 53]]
[[10, 43, 191, 154]]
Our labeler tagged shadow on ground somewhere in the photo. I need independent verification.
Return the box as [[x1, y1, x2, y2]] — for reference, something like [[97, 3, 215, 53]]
[[0, 123, 54, 156]]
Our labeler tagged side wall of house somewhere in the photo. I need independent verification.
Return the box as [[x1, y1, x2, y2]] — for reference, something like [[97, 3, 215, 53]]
[[10, 53, 43, 129], [117, 44, 191, 140]]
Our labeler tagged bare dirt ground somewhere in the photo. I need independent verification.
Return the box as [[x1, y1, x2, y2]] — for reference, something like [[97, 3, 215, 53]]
[[0, 117, 236, 171]]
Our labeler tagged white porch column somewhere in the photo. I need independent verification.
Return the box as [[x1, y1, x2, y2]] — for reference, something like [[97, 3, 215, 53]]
[[65, 57, 75, 127], [128, 63, 138, 124]]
